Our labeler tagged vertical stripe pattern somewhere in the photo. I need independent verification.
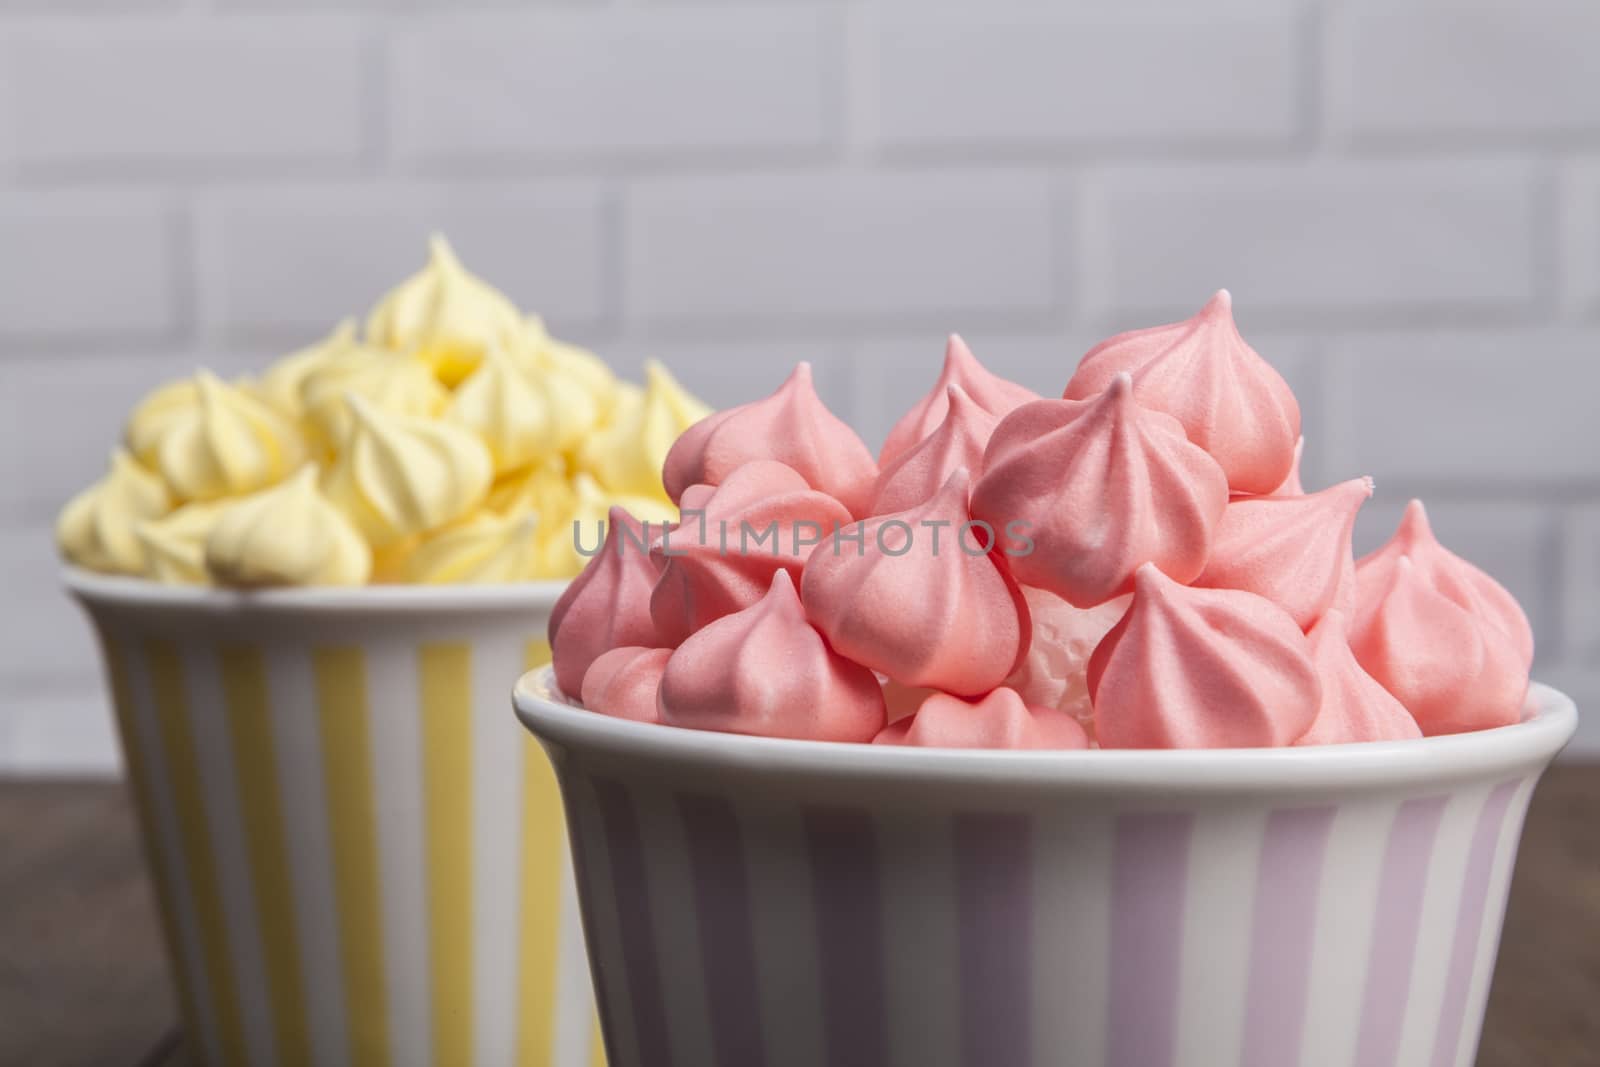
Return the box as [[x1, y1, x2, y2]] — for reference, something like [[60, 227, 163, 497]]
[[184, 646, 278, 1066], [518, 637, 568, 1066], [103, 638, 208, 1062], [1354, 796, 1450, 1067], [87, 619, 599, 1067], [117, 640, 224, 1065], [878, 809, 958, 1067], [1428, 781, 1520, 1067], [1108, 812, 1193, 1067], [147, 639, 250, 1065], [1453, 777, 1540, 1067], [1031, 812, 1112, 1067], [678, 794, 765, 1067], [90, 602, 1560, 1067], [314, 645, 393, 1067], [568, 775, 638, 1067], [804, 808, 888, 1067], [593, 779, 674, 1067], [516, 731, 571, 1062], [1240, 807, 1336, 1067], [550, 770, 1549, 1067], [220, 646, 311, 1066], [953, 813, 1032, 1067], [265, 644, 349, 1067], [420, 642, 475, 1067]]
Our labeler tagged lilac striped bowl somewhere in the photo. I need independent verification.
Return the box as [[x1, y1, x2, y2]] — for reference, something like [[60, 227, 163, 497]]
[[513, 669, 1576, 1067]]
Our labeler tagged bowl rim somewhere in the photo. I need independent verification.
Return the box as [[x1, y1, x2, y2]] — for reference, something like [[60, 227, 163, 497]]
[[513, 665, 1578, 793], [62, 565, 570, 613]]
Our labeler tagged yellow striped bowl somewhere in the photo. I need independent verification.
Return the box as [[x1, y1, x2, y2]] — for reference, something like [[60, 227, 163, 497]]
[[65, 569, 604, 1067]]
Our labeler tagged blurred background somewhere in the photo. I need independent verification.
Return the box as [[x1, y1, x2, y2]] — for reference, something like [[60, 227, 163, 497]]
[[1, 1, 1595, 769]]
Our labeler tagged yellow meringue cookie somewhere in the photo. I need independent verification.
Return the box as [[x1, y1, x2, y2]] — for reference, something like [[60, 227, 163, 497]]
[[135, 501, 229, 584], [126, 373, 269, 466], [365, 235, 523, 387], [543, 372, 603, 455], [124, 378, 199, 466], [485, 455, 577, 519], [519, 312, 553, 351], [155, 371, 307, 503], [516, 316, 620, 419], [602, 380, 645, 426], [369, 536, 420, 584], [57, 449, 172, 574], [400, 510, 541, 584], [447, 345, 562, 473], [578, 359, 711, 500], [299, 342, 448, 452], [323, 395, 493, 548], [60, 237, 713, 588], [258, 319, 360, 419], [537, 472, 675, 579], [206, 466, 371, 587]]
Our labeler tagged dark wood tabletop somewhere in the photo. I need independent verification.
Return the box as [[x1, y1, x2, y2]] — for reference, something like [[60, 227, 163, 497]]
[[2, 769, 1596, 1067]]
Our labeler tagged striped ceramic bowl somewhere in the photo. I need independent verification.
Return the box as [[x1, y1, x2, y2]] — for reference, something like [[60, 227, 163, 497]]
[[514, 667, 1576, 1067], [67, 569, 603, 1067]]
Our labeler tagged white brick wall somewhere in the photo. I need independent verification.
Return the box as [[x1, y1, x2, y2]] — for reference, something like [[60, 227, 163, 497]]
[[871, 11, 1303, 152], [1564, 507, 1600, 660], [389, 11, 840, 164], [0, 522, 102, 693], [624, 171, 1056, 327], [6, 17, 371, 169], [601, 338, 856, 418], [194, 181, 611, 343], [1, 0, 1595, 772], [1324, 330, 1600, 485], [2, 350, 263, 516], [0, 193, 178, 341], [1563, 159, 1600, 315], [1328, 6, 1600, 143], [1084, 161, 1543, 319]]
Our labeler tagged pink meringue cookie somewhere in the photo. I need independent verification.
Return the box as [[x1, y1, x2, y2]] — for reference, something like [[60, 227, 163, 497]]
[[658, 570, 886, 742], [677, 482, 714, 514], [1295, 610, 1421, 746], [802, 469, 1028, 697], [878, 335, 1037, 468], [881, 677, 943, 723], [1087, 564, 1320, 749], [971, 373, 1229, 608], [579, 646, 671, 724], [873, 688, 1089, 750], [1195, 476, 1374, 631], [870, 384, 999, 514], [1355, 499, 1534, 669], [1330, 545, 1358, 619], [1003, 586, 1129, 734], [1065, 290, 1300, 495], [1267, 437, 1306, 498], [650, 460, 853, 646], [661, 362, 879, 517], [1348, 556, 1526, 736], [549, 507, 664, 698]]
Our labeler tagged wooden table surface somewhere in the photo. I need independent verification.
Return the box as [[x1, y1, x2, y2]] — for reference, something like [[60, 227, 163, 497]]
[[2, 769, 1596, 1067]]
